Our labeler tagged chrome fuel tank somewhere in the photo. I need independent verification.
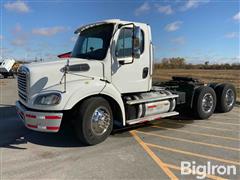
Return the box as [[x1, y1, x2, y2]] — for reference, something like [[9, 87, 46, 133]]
[[125, 90, 176, 119]]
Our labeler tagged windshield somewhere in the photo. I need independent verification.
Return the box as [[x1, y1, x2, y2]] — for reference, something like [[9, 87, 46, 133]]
[[71, 24, 114, 60]]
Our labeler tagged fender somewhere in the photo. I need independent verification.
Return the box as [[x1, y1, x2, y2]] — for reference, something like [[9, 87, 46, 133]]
[[100, 83, 126, 126], [63, 79, 106, 110], [65, 82, 126, 126]]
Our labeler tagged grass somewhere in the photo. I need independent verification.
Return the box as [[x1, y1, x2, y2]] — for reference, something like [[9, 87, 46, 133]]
[[153, 69, 240, 100]]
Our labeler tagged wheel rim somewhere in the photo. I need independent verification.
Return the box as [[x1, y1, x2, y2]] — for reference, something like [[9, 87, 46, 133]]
[[91, 107, 111, 136], [225, 89, 234, 107], [202, 93, 214, 113]]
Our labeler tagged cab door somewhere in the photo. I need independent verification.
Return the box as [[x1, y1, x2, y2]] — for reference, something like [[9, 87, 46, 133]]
[[111, 26, 150, 93]]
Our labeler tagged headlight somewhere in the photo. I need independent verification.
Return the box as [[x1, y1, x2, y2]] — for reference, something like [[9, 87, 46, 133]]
[[34, 93, 61, 105]]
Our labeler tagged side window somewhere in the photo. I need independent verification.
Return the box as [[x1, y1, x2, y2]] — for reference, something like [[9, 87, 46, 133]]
[[116, 28, 144, 58]]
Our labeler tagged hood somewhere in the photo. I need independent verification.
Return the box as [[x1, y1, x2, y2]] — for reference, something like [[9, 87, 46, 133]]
[[23, 58, 104, 96]]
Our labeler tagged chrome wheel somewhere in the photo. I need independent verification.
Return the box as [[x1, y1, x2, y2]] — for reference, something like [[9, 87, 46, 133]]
[[225, 89, 234, 107], [91, 107, 111, 136], [202, 93, 214, 113]]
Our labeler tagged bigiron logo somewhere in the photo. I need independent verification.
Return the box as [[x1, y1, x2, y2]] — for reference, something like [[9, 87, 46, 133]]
[[181, 161, 237, 179]]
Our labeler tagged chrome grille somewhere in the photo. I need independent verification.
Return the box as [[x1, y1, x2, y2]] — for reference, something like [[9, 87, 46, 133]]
[[17, 67, 29, 102]]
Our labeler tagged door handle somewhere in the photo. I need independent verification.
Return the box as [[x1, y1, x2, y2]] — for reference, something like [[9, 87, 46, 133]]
[[142, 67, 149, 79]]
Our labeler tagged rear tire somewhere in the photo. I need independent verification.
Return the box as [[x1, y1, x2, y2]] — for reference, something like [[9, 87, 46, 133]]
[[193, 86, 216, 119], [215, 83, 236, 113], [74, 97, 113, 145]]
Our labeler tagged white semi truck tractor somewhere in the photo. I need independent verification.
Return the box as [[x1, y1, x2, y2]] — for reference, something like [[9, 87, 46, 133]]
[[16, 19, 236, 145]]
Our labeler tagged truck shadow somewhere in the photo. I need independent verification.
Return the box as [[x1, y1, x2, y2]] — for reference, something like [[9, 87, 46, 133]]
[[1, 105, 192, 149], [0, 105, 84, 148], [0, 105, 27, 147], [2, 125, 85, 149], [5, 120, 188, 149]]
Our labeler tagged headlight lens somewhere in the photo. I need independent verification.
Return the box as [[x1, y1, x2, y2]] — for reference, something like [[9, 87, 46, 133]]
[[34, 93, 61, 105]]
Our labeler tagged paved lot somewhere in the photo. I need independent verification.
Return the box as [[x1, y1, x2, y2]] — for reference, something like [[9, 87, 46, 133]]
[[0, 79, 239, 179]]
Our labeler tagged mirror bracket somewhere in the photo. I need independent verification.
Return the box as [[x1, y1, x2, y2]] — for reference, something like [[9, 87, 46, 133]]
[[119, 60, 125, 65]]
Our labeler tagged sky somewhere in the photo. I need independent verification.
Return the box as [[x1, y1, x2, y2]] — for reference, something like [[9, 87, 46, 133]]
[[0, 0, 239, 64]]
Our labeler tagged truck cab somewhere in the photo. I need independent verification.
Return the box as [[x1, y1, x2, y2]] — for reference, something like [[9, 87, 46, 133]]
[[16, 19, 236, 145]]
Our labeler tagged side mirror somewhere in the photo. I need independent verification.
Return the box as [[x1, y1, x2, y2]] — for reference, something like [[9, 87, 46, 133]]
[[133, 26, 141, 59]]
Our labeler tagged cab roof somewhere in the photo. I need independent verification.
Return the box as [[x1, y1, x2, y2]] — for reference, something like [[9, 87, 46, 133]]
[[74, 19, 147, 34]]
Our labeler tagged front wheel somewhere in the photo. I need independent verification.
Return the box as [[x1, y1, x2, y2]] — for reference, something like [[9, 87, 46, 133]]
[[193, 86, 216, 119], [74, 97, 113, 145]]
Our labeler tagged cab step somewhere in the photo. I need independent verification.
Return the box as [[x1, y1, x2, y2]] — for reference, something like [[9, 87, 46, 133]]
[[126, 111, 179, 125], [126, 94, 178, 105]]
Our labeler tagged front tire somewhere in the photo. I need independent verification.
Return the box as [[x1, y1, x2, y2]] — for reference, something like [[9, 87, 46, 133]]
[[193, 86, 216, 119], [74, 97, 113, 145]]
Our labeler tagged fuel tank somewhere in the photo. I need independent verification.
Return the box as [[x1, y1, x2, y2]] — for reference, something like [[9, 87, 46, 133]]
[[124, 90, 176, 119]]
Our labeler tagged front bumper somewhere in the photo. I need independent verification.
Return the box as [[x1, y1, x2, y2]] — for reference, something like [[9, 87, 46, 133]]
[[16, 101, 63, 132]]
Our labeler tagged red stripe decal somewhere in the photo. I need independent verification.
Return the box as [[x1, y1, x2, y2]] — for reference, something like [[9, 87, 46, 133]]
[[26, 114, 36, 119], [148, 105, 156, 109], [27, 124, 37, 128], [45, 116, 62, 120], [47, 126, 60, 130]]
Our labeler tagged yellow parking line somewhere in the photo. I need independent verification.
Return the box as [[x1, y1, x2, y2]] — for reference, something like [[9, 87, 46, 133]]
[[130, 130, 178, 180], [136, 130, 240, 152], [161, 121, 236, 132], [165, 163, 227, 180], [151, 125, 239, 141], [146, 143, 240, 166], [205, 121, 240, 126]]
